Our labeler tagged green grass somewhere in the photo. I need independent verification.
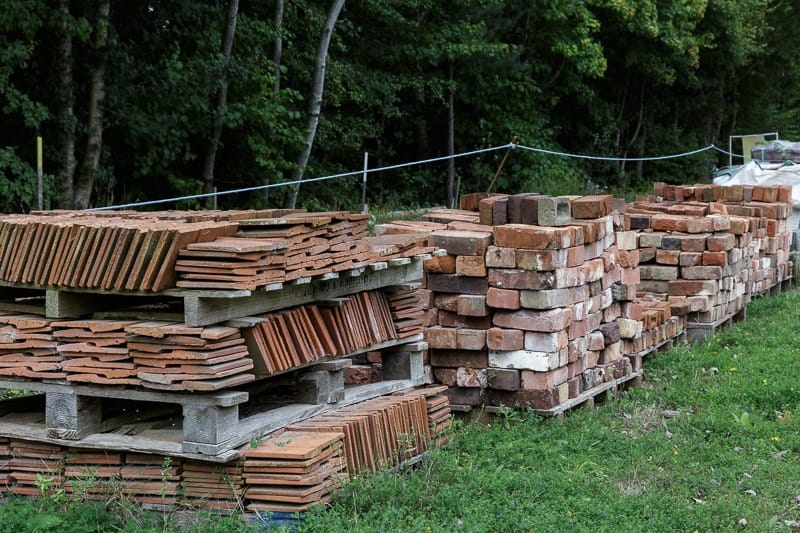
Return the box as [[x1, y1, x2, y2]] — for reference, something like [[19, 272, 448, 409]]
[[301, 291, 800, 532], [2, 290, 800, 531]]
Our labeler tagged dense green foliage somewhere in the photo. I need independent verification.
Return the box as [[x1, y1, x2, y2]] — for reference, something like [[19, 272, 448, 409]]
[[0, 0, 797, 211], [2, 288, 799, 531]]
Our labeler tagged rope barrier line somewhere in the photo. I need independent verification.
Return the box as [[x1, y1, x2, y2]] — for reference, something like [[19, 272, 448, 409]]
[[89, 144, 511, 211], [90, 141, 743, 211], [516, 143, 717, 162]]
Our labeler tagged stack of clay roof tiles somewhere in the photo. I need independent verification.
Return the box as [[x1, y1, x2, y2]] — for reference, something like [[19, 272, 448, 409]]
[[7, 440, 63, 496], [125, 322, 254, 391], [0, 386, 451, 511], [242, 289, 398, 378], [121, 454, 184, 506], [0, 314, 60, 379]]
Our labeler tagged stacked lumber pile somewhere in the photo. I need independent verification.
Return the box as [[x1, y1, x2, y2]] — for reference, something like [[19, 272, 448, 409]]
[[63, 450, 122, 500], [243, 431, 348, 513], [54, 319, 137, 386], [0, 213, 238, 291], [120, 454, 183, 506], [243, 289, 398, 378], [125, 322, 254, 391], [289, 387, 441, 473], [182, 460, 244, 510], [7, 440, 62, 496], [415, 193, 659, 410], [0, 314, 61, 379]]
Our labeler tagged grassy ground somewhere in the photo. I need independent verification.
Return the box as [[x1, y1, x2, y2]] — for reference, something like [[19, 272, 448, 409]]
[[1, 290, 799, 531]]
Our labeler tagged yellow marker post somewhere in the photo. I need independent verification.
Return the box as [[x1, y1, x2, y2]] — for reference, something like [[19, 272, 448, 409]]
[[36, 135, 43, 210]]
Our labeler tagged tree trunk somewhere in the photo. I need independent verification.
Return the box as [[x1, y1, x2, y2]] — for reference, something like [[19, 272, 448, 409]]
[[263, 0, 284, 208], [202, 0, 240, 207], [284, 0, 346, 209], [446, 61, 456, 208], [56, 0, 76, 209], [73, 0, 110, 210]]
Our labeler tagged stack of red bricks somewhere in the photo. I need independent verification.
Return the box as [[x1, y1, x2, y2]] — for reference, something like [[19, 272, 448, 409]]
[[414, 192, 664, 411], [627, 182, 792, 325], [656, 182, 793, 295]]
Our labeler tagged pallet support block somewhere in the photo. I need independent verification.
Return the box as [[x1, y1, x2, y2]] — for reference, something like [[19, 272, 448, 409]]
[[181, 403, 240, 455], [46, 392, 102, 439], [382, 342, 426, 383], [296, 360, 351, 405], [46, 290, 98, 318]]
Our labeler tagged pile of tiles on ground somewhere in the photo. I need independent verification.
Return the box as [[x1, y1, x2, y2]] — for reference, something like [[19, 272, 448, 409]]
[[120, 454, 183, 506], [626, 183, 793, 326], [288, 387, 441, 473], [0, 314, 60, 379], [6, 440, 63, 496], [0, 388, 451, 512], [0, 213, 238, 292], [242, 289, 398, 378], [398, 192, 661, 410], [63, 450, 124, 501], [243, 431, 348, 513], [0, 437, 7, 488], [54, 319, 138, 386], [125, 322, 254, 391], [181, 459, 243, 510]]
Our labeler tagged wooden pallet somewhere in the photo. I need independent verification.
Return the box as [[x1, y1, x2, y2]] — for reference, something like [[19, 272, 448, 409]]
[[685, 307, 747, 344], [5, 252, 427, 327], [0, 336, 427, 460]]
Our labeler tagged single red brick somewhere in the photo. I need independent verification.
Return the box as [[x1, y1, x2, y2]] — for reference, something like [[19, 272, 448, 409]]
[[431, 229, 494, 256], [487, 327, 524, 351], [487, 368, 520, 391], [702, 251, 727, 266], [679, 252, 702, 267], [516, 248, 569, 271], [455, 255, 487, 277], [485, 246, 516, 268], [423, 254, 457, 273], [486, 287, 521, 309], [457, 329, 487, 350], [656, 249, 681, 265], [425, 326, 458, 349], [570, 195, 614, 219], [493, 308, 573, 332], [520, 367, 569, 390], [434, 368, 458, 386], [457, 294, 490, 317], [430, 349, 489, 368], [438, 310, 492, 329], [706, 233, 735, 251], [493, 224, 582, 250], [617, 249, 640, 268]]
